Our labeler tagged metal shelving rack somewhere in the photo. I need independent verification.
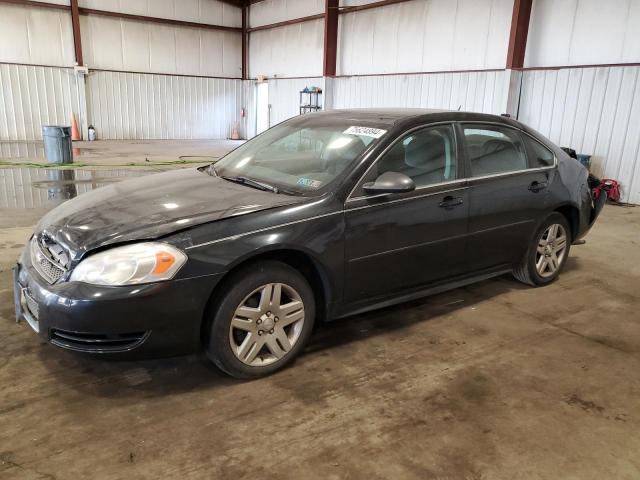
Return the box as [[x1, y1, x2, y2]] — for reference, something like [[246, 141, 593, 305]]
[[299, 90, 322, 114]]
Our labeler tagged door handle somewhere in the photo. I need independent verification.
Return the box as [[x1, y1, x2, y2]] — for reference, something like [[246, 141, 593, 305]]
[[439, 196, 464, 208], [528, 181, 548, 192]]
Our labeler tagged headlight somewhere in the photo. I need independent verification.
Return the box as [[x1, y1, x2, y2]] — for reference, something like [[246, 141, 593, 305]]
[[69, 242, 187, 286]]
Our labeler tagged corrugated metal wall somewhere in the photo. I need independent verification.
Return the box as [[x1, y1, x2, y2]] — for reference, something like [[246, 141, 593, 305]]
[[246, 0, 640, 204], [79, 0, 241, 27], [80, 16, 242, 78], [0, 0, 242, 141], [337, 0, 513, 75], [248, 0, 323, 78], [250, 0, 323, 26], [332, 71, 508, 114], [0, 63, 85, 141], [243, 79, 257, 139], [520, 0, 640, 204], [246, 71, 510, 139], [518, 66, 640, 204], [249, 20, 324, 78], [0, 66, 243, 140], [86, 71, 242, 139], [249, 0, 514, 133], [0, 3, 75, 67], [268, 77, 323, 126], [525, 0, 640, 68]]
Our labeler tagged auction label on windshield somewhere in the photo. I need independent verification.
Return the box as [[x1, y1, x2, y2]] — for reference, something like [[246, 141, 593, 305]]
[[343, 126, 387, 138]]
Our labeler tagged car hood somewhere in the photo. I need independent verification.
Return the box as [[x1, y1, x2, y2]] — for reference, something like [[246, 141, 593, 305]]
[[36, 168, 307, 258]]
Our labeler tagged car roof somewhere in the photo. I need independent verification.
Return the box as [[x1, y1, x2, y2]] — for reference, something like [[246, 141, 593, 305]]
[[309, 108, 520, 128]]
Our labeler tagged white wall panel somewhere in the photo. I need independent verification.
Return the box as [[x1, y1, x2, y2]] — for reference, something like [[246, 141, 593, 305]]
[[337, 0, 513, 75], [86, 71, 242, 139], [518, 66, 640, 203], [80, 16, 242, 77], [332, 71, 508, 114], [340, 0, 382, 5], [175, 28, 201, 75], [149, 24, 177, 73], [121, 19, 151, 72], [249, 20, 323, 78], [81, 15, 123, 70], [31, 0, 69, 5], [79, 0, 241, 28], [243, 80, 257, 139], [268, 77, 323, 126], [0, 4, 75, 67], [525, 0, 640, 68], [0, 64, 84, 141], [249, 0, 324, 27]]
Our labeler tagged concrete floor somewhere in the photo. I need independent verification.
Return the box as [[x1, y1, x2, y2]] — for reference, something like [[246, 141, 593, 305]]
[[1, 144, 639, 479]]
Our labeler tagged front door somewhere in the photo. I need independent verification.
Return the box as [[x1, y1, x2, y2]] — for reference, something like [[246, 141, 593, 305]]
[[344, 124, 469, 303]]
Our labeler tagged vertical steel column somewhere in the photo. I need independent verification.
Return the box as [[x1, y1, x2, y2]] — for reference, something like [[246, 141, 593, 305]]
[[503, 0, 533, 118], [242, 5, 248, 80], [323, 0, 338, 77], [506, 0, 533, 69], [70, 0, 83, 66]]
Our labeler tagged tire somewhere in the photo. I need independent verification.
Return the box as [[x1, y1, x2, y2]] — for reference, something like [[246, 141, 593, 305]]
[[204, 260, 315, 379], [513, 212, 572, 286]]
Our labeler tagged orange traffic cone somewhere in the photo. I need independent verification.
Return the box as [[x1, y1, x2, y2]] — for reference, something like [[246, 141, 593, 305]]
[[71, 112, 81, 141], [231, 121, 241, 140]]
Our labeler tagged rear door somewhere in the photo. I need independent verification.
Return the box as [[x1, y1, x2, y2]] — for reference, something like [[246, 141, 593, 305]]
[[461, 123, 555, 271], [343, 123, 469, 303]]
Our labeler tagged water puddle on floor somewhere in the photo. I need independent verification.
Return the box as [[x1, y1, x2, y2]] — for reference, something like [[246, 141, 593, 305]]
[[0, 141, 45, 160], [0, 168, 154, 211], [0, 142, 125, 161]]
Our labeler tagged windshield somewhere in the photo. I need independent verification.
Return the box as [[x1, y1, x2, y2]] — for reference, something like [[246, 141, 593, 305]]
[[212, 116, 388, 195]]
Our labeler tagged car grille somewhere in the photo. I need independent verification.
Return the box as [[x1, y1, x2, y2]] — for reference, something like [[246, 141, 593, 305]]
[[20, 287, 40, 333], [23, 288, 39, 321], [50, 329, 149, 353], [30, 235, 68, 284]]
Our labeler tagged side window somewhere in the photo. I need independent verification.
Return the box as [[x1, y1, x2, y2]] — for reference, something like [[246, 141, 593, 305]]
[[463, 125, 527, 177], [369, 125, 457, 189], [526, 137, 555, 167]]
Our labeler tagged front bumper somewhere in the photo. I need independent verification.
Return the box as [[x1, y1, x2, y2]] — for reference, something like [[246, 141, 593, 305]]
[[13, 251, 223, 357]]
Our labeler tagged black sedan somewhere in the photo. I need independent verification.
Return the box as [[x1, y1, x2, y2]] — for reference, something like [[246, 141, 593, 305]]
[[14, 109, 606, 378]]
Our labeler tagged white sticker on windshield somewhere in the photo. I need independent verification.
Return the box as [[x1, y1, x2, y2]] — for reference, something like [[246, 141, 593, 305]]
[[343, 126, 387, 138]]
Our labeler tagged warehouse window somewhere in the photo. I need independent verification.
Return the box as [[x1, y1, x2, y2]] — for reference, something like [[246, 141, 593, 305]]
[[463, 125, 527, 177]]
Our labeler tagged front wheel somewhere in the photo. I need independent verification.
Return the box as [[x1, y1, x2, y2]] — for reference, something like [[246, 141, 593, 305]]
[[513, 212, 571, 286], [205, 261, 315, 379]]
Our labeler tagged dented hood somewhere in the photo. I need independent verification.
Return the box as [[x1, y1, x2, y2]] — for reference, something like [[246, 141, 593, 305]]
[[36, 168, 306, 258]]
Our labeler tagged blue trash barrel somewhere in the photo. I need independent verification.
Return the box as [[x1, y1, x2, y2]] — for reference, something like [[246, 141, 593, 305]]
[[42, 125, 73, 164], [577, 154, 591, 169]]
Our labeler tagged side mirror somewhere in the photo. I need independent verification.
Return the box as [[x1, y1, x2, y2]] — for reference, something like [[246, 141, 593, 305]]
[[363, 171, 415, 195]]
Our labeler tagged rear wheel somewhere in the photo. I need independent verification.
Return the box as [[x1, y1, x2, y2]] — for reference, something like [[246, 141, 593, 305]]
[[513, 213, 571, 286], [205, 261, 315, 378]]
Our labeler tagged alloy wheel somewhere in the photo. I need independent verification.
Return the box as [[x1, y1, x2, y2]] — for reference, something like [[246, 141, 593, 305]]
[[229, 283, 305, 367], [535, 223, 568, 278]]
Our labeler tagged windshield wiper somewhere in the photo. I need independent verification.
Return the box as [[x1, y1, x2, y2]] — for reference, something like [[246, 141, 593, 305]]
[[220, 175, 281, 194]]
